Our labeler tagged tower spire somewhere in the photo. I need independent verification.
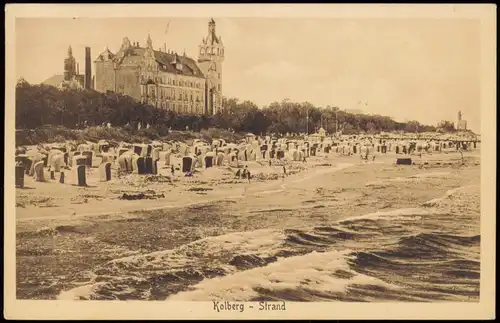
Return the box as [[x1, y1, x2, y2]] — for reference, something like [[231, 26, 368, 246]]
[[68, 45, 73, 56]]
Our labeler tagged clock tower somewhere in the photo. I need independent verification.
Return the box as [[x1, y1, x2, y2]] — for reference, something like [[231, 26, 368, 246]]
[[198, 18, 224, 115]]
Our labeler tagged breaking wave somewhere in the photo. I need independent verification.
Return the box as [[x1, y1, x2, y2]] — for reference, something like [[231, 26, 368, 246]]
[[58, 184, 480, 302]]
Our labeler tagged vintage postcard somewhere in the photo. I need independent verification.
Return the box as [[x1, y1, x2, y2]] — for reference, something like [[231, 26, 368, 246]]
[[4, 3, 496, 320]]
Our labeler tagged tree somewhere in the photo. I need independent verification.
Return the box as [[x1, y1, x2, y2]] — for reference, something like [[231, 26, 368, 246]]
[[437, 120, 456, 133], [15, 81, 441, 136], [405, 120, 421, 133]]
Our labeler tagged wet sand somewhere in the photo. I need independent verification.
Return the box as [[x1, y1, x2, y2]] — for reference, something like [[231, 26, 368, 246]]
[[16, 149, 480, 300]]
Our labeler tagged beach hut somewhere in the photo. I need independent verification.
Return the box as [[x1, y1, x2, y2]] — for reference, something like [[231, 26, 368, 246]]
[[50, 154, 64, 172], [204, 152, 215, 168], [117, 155, 130, 173], [99, 162, 112, 182], [71, 156, 87, 185], [152, 147, 161, 162], [98, 140, 110, 153], [182, 156, 196, 173], [33, 161, 45, 182], [15, 154, 31, 174], [216, 152, 225, 166], [248, 149, 257, 161], [144, 156, 155, 174], [81, 151, 93, 167], [132, 156, 146, 174], [47, 149, 63, 167], [164, 151, 173, 165], [260, 144, 269, 159]]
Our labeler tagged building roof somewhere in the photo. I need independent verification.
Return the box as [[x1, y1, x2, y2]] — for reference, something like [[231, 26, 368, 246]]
[[112, 47, 205, 79], [154, 50, 205, 78], [42, 74, 64, 87], [95, 47, 115, 62]]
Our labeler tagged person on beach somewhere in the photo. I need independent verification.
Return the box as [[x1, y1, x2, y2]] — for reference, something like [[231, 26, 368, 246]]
[[282, 164, 287, 180], [246, 168, 251, 183], [171, 165, 175, 177]]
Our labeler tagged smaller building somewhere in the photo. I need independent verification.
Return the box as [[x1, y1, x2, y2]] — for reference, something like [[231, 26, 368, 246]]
[[457, 111, 467, 131], [42, 46, 92, 90]]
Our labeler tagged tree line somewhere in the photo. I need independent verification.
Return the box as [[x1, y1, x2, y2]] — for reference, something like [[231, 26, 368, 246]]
[[16, 79, 455, 135]]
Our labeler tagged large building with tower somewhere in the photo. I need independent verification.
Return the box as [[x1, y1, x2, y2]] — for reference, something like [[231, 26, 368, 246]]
[[94, 18, 225, 115]]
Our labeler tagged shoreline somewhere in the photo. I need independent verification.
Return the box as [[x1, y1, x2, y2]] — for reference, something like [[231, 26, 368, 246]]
[[16, 150, 477, 225], [16, 158, 354, 224]]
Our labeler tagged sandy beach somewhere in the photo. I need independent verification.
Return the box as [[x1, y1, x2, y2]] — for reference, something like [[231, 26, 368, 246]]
[[16, 149, 480, 301]]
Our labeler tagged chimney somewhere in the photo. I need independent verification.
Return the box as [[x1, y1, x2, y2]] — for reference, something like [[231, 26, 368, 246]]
[[164, 43, 166, 53], [84, 47, 92, 89], [77, 63, 79, 75]]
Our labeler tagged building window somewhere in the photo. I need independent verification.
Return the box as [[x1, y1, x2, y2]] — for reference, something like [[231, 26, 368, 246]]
[[218, 73, 221, 79]]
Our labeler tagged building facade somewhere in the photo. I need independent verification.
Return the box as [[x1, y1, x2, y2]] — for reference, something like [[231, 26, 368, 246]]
[[94, 18, 224, 115]]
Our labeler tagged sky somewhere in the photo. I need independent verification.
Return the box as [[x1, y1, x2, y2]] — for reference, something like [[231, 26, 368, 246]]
[[16, 17, 481, 132]]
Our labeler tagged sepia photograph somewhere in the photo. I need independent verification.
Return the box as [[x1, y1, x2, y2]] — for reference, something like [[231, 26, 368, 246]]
[[4, 3, 496, 320]]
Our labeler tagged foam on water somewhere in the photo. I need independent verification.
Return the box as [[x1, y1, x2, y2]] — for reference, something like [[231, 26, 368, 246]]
[[58, 282, 107, 300], [167, 250, 398, 301], [339, 208, 432, 223], [422, 184, 478, 208], [57, 229, 288, 300]]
